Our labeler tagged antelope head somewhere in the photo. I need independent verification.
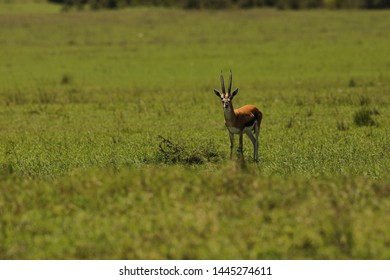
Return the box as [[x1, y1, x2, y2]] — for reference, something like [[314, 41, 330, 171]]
[[213, 70, 239, 109]]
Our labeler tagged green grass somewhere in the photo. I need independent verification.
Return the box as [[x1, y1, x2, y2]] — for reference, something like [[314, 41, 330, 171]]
[[1, 167, 389, 259], [0, 0, 61, 14], [0, 3, 389, 259]]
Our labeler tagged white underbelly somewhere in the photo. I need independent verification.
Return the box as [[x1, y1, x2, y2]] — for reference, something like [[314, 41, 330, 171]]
[[227, 122, 256, 134]]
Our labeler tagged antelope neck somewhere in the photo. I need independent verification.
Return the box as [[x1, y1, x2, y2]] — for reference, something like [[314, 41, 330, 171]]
[[223, 103, 236, 123]]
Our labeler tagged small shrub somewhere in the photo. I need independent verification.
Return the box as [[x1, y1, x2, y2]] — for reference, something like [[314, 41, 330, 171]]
[[61, 74, 73, 85], [238, 0, 268, 8], [353, 108, 378, 127], [348, 78, 356, 87], [182, 0, 198, 8], [202, 0, 232, 9], [157, 135, 222, 164]]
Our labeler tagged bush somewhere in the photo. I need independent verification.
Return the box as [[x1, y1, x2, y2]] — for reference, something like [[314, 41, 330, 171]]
[[364, 0, 390, 8], [353, 108, 379, 127], [238, 0, 268, 8], [157, 136, 223, 164], [47, 0, 390, 9], [182, 0, 232, 9]]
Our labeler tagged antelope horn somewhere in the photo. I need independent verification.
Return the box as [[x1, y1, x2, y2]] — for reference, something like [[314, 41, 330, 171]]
[[228, 70, 233, 94], [220, 71, 226, 93]]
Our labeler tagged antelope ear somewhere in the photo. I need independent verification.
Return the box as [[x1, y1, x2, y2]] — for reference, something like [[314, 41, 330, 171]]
[[213, 89, 221, 97], [231, 88, 239, 98]]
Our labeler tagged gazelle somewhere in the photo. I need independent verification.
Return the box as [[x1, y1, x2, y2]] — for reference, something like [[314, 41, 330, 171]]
[[213, 71, 262, 162]]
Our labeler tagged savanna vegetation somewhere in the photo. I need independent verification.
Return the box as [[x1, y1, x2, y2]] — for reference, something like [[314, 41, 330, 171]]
[[0, 0, 389, 259], [48, 0, 390, 10]]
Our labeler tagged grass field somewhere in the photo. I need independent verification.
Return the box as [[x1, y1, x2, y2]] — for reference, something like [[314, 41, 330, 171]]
[[0, 2, 390, 259]]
